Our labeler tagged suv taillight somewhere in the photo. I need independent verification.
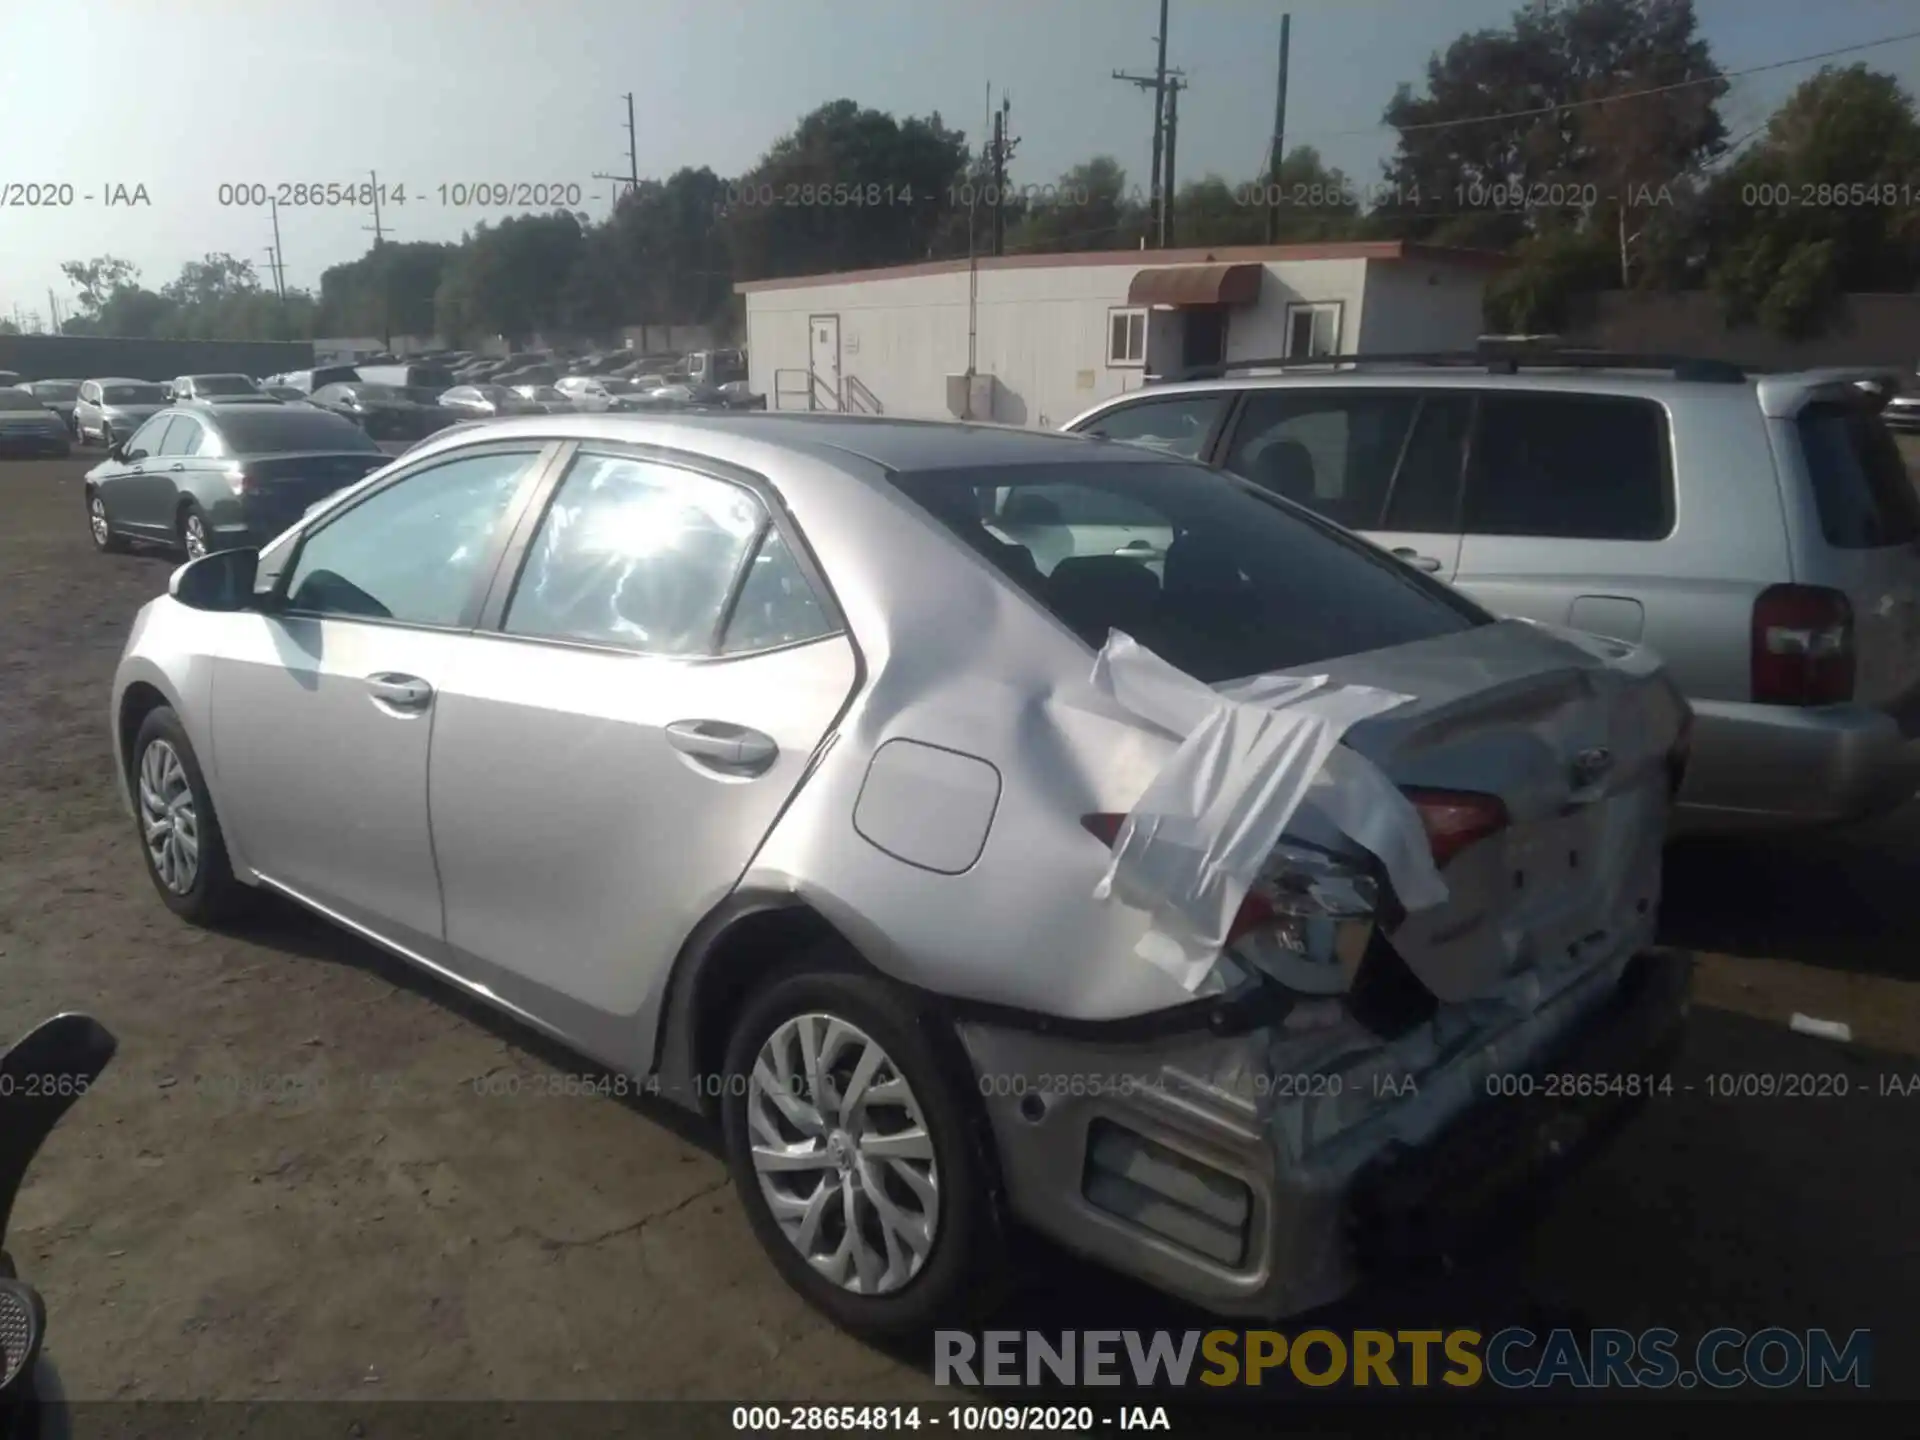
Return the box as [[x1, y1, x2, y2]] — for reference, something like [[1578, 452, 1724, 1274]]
[[1751, 584, 1854, 705]]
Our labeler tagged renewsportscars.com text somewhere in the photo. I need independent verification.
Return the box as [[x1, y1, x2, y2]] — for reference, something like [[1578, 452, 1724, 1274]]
[[935, 1327, 1872, 1390]]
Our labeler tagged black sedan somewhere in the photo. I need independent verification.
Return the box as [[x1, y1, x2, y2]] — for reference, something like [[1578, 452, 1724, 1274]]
[[309, 382, 461, 442], [84, 401, 389, 558], [16, 378, 83, 434], [0, 388, 72, 457]]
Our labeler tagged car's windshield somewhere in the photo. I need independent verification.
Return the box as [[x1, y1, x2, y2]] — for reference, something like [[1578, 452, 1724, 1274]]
[[216, 407, 383, 454], [892, 461, 1486, 683], [103, 384, 168, 404], [189, 375, 259, 395], [0, 390, 46, 411], [30, 381, 80, 401]]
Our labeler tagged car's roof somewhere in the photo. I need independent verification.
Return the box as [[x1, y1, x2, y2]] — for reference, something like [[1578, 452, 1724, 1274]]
[[397, 410, 1165, 480], [88, 376, 153, 386], [1107, 369, 1761, 404]]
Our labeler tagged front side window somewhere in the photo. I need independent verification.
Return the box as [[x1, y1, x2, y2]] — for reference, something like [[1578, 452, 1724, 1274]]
[[503, 453, 765, 654], [1078, 394, 1227, 460], [283, 449, 540, 625], [893, 461, 1485, 683], [105, 383, 169, 405], [1222, 390, 1471, 532], [1462, 393, 1673, 540], [1108, 309, 1147, 367]]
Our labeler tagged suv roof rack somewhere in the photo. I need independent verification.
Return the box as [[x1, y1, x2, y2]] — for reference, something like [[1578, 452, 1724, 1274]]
[[1154, 348, 1750, 385]]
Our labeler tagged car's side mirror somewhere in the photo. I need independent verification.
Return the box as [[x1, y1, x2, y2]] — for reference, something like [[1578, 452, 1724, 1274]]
[[169, 547, 261, 612], [107, 443, 127, 463]]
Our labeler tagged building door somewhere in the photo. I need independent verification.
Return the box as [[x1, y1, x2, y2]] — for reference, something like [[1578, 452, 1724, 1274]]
[[1182, 306, 1228, 370], [808, 314, 842, 411]]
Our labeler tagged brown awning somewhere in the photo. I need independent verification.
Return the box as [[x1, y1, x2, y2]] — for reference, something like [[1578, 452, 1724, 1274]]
[[1127, 263, 1264, 307]]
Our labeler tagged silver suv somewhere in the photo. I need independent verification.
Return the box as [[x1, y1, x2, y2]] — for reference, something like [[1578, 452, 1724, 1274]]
[[1066, 352, 1920, 835]]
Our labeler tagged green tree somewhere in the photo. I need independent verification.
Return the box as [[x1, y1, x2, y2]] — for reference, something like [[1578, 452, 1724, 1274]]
[[1184, 147, 1367, 245], [58, 255, 140, 315], [435, 211, 587, 345], [1005, 157, 1147, 254], [1706, 65, 1920, 337], [1377, 0, 1727, 249], [721, 100, 972, 279]]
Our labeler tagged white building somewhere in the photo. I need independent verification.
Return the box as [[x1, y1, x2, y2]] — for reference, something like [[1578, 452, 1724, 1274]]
[[738, 241, 1508, 428]]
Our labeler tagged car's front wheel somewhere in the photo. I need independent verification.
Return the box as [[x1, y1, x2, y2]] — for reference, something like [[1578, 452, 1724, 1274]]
[[720, 956, 1007, 1337], [86, 491, 127, 553], [129, 706, 245, 924]]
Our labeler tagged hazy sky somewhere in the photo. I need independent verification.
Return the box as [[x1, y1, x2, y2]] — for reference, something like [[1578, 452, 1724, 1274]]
[[2, 0, 1917, 321]]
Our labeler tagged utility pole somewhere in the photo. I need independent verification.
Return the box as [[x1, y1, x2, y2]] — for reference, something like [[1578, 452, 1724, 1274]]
[[592, 92, 642, 211], [47, 290, 59, 334], [270, 198, 287, 299], [989, 95, 1018, 258], [362, 169, 393, 350], [1162, 77, 1184, 248], [1264, 15, 1291, 244], [1113, 0, 1180, 247]]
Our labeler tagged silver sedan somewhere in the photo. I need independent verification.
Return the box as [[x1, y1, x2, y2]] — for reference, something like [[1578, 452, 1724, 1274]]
[[110, 413, 1691, 1334]]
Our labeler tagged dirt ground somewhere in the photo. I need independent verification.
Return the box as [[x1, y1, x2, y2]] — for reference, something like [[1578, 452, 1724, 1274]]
[[4, 450, 1920, 1407]]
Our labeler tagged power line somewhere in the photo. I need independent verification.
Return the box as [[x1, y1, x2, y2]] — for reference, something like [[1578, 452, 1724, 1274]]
[[1300, 25, 1920, 141]]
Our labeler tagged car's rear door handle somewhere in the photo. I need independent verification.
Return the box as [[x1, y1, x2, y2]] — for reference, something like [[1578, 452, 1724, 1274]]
[[666, 720, 778, 776], [169, 462, 185, 472], [366, 673, 433, 711], [1391, 547, 1443, 573]]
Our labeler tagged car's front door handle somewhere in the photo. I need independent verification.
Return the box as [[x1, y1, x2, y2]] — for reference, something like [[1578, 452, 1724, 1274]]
[[169, 462, 185, 472], [1391, 547, 1443, 573], [666, 720, 778, 776], [366, 673, 433, 711]]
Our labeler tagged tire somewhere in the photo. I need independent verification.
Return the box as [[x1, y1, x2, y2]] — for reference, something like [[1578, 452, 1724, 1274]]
[[129, 706, 246, 925], [720, 951, 1007, 1338], [86, 489, 128, 553], [178, 502, 211, 559]]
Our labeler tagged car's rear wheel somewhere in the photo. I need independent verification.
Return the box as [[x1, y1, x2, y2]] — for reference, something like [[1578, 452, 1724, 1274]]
[[87, 491, 127, 553], [179, 503, 210, 559], [129, 706, 245, 925], [720, 955, 1006, 1338]]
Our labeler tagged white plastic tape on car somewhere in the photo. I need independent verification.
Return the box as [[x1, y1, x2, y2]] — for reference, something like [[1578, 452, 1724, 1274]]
[[1089, 631, 1448, 992]]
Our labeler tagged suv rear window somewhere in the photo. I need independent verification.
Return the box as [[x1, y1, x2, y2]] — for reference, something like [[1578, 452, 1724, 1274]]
[[1796, 401, 1920, 549], [893, 461, 1486, 683], [1462, 393, 1673, 541]]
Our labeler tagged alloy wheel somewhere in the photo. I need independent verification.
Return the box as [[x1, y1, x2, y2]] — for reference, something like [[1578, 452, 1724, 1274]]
[[182, 513, 208, 559], [138, 739, 199, 894], [89, 497, 111, 548], [746, 1013, 940, 1295]]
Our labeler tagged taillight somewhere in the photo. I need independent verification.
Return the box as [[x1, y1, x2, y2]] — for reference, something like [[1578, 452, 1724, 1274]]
[[1667, 708, 1694, 797], [1400, 789, 1509, 868], [222, 465, 258, 495], [1751, 584, 1853, 705], [1080, 813, 1277, 943]]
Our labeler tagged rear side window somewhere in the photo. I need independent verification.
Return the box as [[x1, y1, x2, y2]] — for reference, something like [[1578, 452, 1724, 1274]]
[[893, 461, 1485, 684], [503, 452, 764, 654], [1078, 395, 1227, 459], [1462, 393, 1673, 540], [1221, 390, 1470, 532], [1796, 402, 1920, 549], [718, 526, 836, 653]]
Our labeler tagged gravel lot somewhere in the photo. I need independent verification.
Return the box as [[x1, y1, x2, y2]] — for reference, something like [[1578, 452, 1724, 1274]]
[[4, 449, 1920, 1406]]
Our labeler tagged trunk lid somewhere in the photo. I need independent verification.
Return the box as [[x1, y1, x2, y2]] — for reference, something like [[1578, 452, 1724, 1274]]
[[1255, 619, 1682, 1003], [240, 451, 389, 526]]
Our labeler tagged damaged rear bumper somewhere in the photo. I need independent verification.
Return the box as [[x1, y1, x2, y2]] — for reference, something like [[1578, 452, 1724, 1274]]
[[954, 947, 1691, 1319]]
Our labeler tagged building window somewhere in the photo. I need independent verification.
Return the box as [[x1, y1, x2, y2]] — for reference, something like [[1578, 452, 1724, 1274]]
[[1107, 308, 1147, 367], [1284, 302, 1343, 359]]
